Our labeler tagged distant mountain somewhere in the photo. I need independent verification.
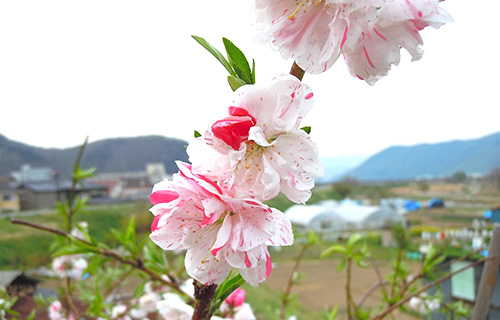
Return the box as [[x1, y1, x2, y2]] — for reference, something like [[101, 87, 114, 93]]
[[344, 132, 500, 181], [0, 134, 189, 177], [318, 155, 369, 183]]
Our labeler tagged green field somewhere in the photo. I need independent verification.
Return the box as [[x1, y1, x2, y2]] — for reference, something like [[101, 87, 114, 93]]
[[1, 180, 497, 320]]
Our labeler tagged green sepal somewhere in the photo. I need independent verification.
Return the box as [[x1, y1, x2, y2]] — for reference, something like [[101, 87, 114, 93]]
[[300, 126, 312, 134], [228, 76, 247, 91], [194, 130, 202, 138]]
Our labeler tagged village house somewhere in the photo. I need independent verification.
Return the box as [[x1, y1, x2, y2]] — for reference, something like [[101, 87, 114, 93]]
[[0, 176, 20, 212], [87, 162, 170, 200], [1, 165, 107, 211], [15, 180, 107, 210]]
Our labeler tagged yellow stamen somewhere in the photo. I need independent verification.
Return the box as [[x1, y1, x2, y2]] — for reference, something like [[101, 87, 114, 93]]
[[289, 0, 307, 20]]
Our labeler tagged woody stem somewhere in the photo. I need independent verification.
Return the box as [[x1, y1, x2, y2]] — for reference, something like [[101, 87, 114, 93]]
[[290, 61, 305, 81], [191, 280, 218, 320]]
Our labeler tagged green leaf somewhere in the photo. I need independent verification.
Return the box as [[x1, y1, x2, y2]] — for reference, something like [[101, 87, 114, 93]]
[[321, 245, 347, 258], [192, 35, 235, 77], [306, 230, 320, 246], [227, 75, 247, 91], [300, 126, 312, 134], [336, 258, 347, 272], [53, 245, 93, 256], [86, 255, 107, 275], [133, 281, 146, 299], [111, 228, 134, 254], [73, 197, 89, 214], [25, 309, 36, 320], [346, 233, 363, 251], [74, 166, 97, 180], [73, 224, 97, 246], [354, 255, 368, 268], [328, 306, 339, 320], [223, 38, 253, 84], [194, 130, 202, 138], [111, 228, 126, 246], [211, 273, 245, 313], [126, 217, 136, 245], [251, 58, 256, 83]]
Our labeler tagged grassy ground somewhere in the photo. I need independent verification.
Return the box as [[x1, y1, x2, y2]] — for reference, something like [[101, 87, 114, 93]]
[[2, 180, 497, 319], [0, 202, 140, 270]]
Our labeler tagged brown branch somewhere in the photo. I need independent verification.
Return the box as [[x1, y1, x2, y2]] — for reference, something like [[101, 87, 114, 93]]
[[191, 280, 217, 320], [280, 242, 309, 320], [368, 256, 494, 320], [389, 234, 405, 301], [399, 240, 455, 298], [346, 258, 353, 320], [369, 257, 390, 299], [357, 281, 390, 308], [65, 276, 80, 318], [289, 61, 305, 81], [67, 136, 89, 232], [10, 218, 192, 303]]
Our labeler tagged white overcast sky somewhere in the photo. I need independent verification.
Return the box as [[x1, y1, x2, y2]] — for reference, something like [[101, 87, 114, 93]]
[[0, 1, 498, 158]]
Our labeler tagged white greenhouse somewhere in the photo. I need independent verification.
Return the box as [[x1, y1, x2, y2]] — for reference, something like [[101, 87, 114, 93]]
[[285, 200, 404, 234]]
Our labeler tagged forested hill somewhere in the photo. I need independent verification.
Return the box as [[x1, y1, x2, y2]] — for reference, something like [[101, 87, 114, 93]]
[[0, 134, 189, 176], [344, 132, 500, 181]]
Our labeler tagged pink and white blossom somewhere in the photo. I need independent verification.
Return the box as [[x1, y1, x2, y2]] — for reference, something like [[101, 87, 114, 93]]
[[344, 0, 453, 84], [408, 295, 440, 314], [220, 288, 257, 320], [51, 255, 88, 281], [232, 303, 256, 320], [48, 301, 76, 320], [149, 161, 294, 286], [188, 75, 323, 204], [156, 293, 194, 320], [111, 304, 132, 320], [255, 0, 452, 84], [225, 288, 246, 307], [255, 0, 378, 74]]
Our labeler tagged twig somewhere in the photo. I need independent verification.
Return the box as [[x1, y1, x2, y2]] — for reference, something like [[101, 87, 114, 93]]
[[61, 137, 89, 317], [389, 234, 405, 300], [67, 136, 89, 232], [399, 239, 456, 299], [65, 276, 80, 318], [280, 242, 309, 320], [346, 258, 353, 320], [357, 281, 390, 308], [368, 256, 494, 320], [289, 61, 305, 81], [10, 218, 192, 303], [191, 280, 217, 320]]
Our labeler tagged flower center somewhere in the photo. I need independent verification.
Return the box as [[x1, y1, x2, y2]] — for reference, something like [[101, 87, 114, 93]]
[[289, 0, 322, 20], [243, 142, 264, 169]]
